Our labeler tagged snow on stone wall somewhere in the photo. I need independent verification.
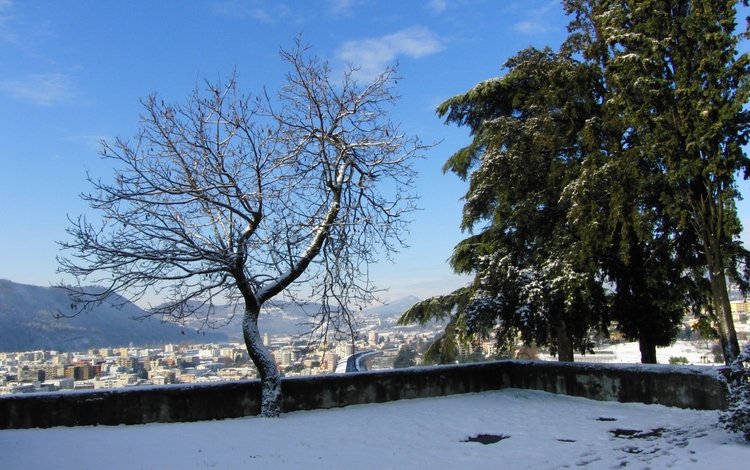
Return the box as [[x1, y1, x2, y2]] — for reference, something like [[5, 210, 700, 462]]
[[0, 360, 727, 429]]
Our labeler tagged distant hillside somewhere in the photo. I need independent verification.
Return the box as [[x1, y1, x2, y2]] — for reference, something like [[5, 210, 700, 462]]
[[0, 279, 423, 351], [165, 295, 422, 341], [165, 300, 326, 341], [0, 279, 226, 352], [363, 295, 421, 320]]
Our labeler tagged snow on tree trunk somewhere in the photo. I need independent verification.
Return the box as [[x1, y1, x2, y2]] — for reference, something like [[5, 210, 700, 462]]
[[55, 44, 421, 419], [243, 307, 281, 417]]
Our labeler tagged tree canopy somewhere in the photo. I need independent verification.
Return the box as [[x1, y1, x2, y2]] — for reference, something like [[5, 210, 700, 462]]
[[59, 43, 424, 416], [563, 0, 750, 363], [401, 0, 750, 365], [402, 48, 610, 361]]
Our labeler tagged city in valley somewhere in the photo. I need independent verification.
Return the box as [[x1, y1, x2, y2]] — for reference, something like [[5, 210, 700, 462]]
[[0, 318, 450, 395], [3, 301, 748, 396]]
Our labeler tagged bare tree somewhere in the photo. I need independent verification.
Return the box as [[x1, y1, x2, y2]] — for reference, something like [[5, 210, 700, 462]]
[[58, 43, 422, 417]]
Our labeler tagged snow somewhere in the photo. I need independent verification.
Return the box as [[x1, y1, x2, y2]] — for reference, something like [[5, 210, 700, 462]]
[[2, 388, 748, 469], [539, 340, 723, 365]]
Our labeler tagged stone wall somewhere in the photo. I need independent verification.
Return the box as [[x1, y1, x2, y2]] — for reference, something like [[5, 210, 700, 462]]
[[0, 360, 727, 429]]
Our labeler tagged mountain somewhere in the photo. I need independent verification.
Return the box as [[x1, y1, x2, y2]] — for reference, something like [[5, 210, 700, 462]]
[[163, 296, 423, 341], [363, 295, 421, 319], [0, 279, 226, 352], [0, 278, 425, 351], [164, 300, 326, 341]]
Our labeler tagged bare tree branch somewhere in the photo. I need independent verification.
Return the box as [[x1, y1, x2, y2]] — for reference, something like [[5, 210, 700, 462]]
[[57, 41, 426, 416]]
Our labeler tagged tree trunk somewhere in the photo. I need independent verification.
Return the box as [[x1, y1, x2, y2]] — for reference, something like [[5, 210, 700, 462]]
[[703, 232, 740, 365], [556, 320, 574, 362], [638, 336, 657, 364], [707, 265, 740, 365], [243, 306, 281, 417]]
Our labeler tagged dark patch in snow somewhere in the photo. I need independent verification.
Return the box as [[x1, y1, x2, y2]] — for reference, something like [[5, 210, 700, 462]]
[[610, 427, 665, 439], [557, 438, 577, 443], [463, 433, 510, 445], [621, 445, 643, 454], [575, 452, 602, 466], [596, 417, 617, 421]]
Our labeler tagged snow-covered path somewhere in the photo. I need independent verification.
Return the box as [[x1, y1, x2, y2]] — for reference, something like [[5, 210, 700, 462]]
[[1, 389, 747, 469]]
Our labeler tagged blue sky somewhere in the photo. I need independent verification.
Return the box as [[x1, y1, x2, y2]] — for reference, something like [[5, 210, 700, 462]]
[[1, 0, 748, 304]]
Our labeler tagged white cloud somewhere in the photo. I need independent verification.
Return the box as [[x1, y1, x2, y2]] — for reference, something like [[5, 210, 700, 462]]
[[512, 1, 560, 35], [211, 0, 287, 23], [514, 19, 554, 34], [65, 134, 109, 153], [336, 26, 444, 80], [0, 0, 16, 43], [328, 0, 355, 15], [0, 73, 73, 106], [427, 0, 447, 14]]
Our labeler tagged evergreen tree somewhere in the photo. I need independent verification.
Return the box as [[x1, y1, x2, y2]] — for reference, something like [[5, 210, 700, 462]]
[[401, 1, 750, 365], [560, 48, 698, 363], [393, 345, 417, 368], [401, 49, 609, 361], [564, 0, 750, 363]]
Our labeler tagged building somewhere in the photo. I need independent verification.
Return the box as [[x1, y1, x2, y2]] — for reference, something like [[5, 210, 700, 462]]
[[730, 300, 750, 324], [18, 366, 44, 382], [47, 377, 74, 390], [218, 367, 257, 380], [43, 364, 66, 380], [321, 352, 338, 372], [368, 330, 379, 344], [336, 342, 354, 358], [65, 364, 94, 381], [115, 356, 137, 371], [94, 374, 137, 389]]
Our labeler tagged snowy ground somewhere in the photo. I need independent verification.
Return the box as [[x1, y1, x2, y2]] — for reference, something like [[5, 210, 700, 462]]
[[538, 339, 725, 365], [2, 389, 748, 469]]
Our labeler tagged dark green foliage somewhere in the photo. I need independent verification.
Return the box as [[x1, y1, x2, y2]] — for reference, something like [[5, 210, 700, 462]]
[[393, 345, 417, 368], [563, 0, 750, 364], [402, 0, 750, 365], [721, 343, 750, 442], [397, 287, 472, 325], [405, 314, 460, 364], [402, 48, 610, 361]]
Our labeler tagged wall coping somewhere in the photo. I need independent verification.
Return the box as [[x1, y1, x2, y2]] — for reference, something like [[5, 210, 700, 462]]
[[0, 360, 728, 429]]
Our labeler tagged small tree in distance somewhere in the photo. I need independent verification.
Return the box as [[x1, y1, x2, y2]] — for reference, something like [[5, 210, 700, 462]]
[[393, 345, 417, 368], [57, 42, 424, 417]]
